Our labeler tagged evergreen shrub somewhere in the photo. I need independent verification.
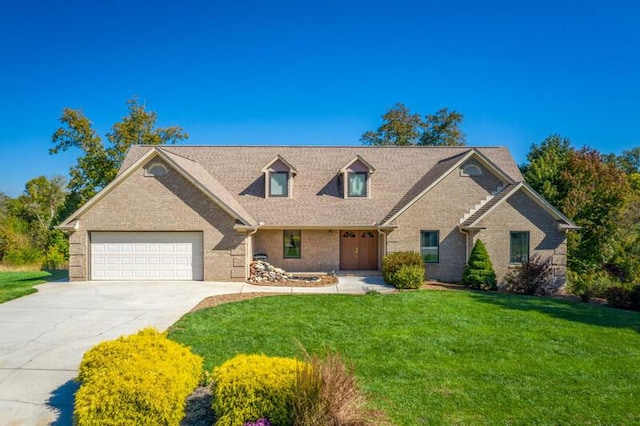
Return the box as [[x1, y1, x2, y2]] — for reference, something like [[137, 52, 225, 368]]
[[212, 354, 309, 426], [74, 328, 203, 426], [462, 239, 497, 290]]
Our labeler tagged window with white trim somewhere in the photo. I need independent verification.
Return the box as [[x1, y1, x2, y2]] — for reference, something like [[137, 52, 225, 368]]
[[269, 172, 289, 197], [348, 172, 367, 197]]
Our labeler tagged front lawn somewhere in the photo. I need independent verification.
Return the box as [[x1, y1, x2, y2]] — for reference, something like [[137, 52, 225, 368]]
[[0, 270, 68, 303], [169, 291, 640, 425]]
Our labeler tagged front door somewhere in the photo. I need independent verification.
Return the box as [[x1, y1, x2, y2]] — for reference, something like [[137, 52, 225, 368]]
[[340, 230, 378, 270]]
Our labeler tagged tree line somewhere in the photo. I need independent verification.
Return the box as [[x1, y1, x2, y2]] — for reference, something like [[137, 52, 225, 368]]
[[0, 100, 637, 291], [0, 97, 188, 268]]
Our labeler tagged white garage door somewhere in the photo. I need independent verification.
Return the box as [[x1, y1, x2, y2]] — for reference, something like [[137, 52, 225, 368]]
[[91, 232, 203, 281]]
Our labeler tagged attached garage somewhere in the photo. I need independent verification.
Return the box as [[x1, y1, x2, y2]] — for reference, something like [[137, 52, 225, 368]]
[[90, 232, 204, 281]]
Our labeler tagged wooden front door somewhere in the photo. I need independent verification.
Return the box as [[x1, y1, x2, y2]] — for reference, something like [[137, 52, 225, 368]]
[[340, 230, 379, 270]]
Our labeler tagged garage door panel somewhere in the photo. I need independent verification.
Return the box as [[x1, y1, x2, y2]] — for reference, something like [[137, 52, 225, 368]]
[[91, 232, 203, 281]]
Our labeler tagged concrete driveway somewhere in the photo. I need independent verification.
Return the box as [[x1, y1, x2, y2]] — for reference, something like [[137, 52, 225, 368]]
[[0, 276, 392, 425]]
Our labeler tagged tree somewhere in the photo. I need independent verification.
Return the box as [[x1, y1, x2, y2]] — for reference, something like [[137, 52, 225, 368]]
[[561, 148, 629, 273], [462, 239, 497, 290], [51, 97, 189, 209], [361, 103, 466, 147], [520, 134, 572, 209], [360, 103, 423, 146], [419, 108, 466, 146]]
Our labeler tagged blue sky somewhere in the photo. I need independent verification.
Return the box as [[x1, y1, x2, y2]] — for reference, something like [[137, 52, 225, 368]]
[[1, 0, 638, 196]]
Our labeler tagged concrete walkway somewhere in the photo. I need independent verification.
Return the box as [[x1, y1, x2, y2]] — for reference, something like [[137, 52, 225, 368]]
[[0, 276, 393, 425]]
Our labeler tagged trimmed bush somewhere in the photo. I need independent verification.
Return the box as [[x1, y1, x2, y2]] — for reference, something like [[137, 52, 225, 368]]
[[382, 251, 424, 286], [462, 239, 497, 290], [504, 256, 553, 295], [212, 354, 310, 426], [74, 328, 203, 426], [391, 264, 425, 289]]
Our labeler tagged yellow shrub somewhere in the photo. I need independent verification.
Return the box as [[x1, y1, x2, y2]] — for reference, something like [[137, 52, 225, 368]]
[[212, 354, 310, 426], [74, 328, 203, 426]]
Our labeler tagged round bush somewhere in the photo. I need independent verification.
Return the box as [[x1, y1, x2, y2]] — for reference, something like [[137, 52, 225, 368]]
[[382, 251, 424, 284], [74, 328, 203, 426], [391, 264, 425, 289], [212, 354, 310, 426]]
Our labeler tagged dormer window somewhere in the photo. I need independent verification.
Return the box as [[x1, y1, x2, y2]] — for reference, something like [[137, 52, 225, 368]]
[[269, 172, 289, 197], [348, 172, 367, 197], [261, 156, 297, 198], [340, 155, 375, 199]]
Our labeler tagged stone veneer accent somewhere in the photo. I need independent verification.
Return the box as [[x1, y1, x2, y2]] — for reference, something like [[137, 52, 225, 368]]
[[68, 158, 246, 281]]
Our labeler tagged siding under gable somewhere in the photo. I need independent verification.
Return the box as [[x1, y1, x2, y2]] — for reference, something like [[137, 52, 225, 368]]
[[388, 160, 504, 282], [69, 158, 246, 281]]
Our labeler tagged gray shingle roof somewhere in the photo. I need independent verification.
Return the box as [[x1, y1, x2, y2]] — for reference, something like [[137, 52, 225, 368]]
[[120, 145, 524, 227]]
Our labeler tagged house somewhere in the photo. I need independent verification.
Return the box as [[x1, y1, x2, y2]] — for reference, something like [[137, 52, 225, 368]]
[[58, 145, 578, 288]]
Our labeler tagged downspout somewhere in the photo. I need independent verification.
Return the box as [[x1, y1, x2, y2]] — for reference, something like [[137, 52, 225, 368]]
[[377, 229, 387, 270], [457, 226, 470, 262]]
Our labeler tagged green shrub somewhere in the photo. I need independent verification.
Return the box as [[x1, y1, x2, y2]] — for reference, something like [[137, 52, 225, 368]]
[[504, 256, 553, 295], [74, 328, 203, 426], [568, 270, 619, 302], [604, 284, 640, 311], [391, 264, 425, 289], [382, 251, 423, 284], [212, 354, 309, 426], [3, 246, 43, 267], [462, 239, 497, 291]]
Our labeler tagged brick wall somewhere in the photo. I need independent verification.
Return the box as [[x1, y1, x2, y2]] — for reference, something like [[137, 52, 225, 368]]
[[388, 160, 567, 286], [253, 229, 340, 272], [476, 191, 567, 289], [68, 158, 246, 281], [389, 160, 505, 282]]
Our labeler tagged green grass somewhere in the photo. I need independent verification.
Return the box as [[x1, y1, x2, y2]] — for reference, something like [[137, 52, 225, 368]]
[[168, 291, 640, 425], [0, 270, 68, 303]]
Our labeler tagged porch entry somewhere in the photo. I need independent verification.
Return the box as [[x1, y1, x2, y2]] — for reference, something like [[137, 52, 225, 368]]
[[340, 230, 378, 270]]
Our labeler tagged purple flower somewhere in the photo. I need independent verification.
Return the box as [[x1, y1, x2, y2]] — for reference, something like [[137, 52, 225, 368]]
[[243, 418, 271, 426]]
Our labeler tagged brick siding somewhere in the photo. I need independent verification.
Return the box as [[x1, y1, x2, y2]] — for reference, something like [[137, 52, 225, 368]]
[[68, 158, 246, 281]]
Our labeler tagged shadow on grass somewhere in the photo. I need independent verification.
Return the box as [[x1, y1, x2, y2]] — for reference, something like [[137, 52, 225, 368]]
[[468, 291, 640, 333], [47, 379, 79, 426]]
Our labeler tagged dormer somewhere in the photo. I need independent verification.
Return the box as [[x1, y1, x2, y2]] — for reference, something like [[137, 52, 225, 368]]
[[261, 156, 297, 198], [339, 155, 375, 199]]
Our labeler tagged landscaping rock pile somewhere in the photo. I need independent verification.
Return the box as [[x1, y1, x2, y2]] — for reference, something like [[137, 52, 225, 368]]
[[249, 260, 291, 283]]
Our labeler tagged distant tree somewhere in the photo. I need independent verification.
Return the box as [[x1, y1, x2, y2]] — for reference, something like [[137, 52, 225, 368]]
[[51, 97, 189, 209], [12, 175, 68, 247], [361, 103, 423, 146], [613, 147, 640, 174], [419, 108, 466, 146], [361, 103, 466, 147], [0, 191, 8, 218], [462, 239, 497, 290], [520, 134, 572, 209]]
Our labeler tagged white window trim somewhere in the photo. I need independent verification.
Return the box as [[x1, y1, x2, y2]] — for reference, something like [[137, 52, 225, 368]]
[[268, 171, 290, 198], [461, 164, 482, 177], [144, 162, 169, 177]]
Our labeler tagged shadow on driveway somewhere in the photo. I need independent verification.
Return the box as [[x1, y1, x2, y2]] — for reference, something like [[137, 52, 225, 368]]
[[47, 379, 79, 426]]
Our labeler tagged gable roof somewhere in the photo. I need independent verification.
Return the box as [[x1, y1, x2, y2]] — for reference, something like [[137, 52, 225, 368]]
[[380, 148, 516, 225], [111, 145, 524, 228], [339, 155, 376, 174], [261, 155, 298, 175], [58, 147, 257, 228], [459, 182, 579, 231]]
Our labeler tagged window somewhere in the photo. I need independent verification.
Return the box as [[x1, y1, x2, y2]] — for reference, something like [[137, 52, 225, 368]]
[[270, 172, 289, 197], [420, 231, 439, 263], [145, 163, 168, 177], [461, 164, 482, 176], [348, 172, 367, 197], [283, 230, 301, 258], [510, 232, 529, 264]]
